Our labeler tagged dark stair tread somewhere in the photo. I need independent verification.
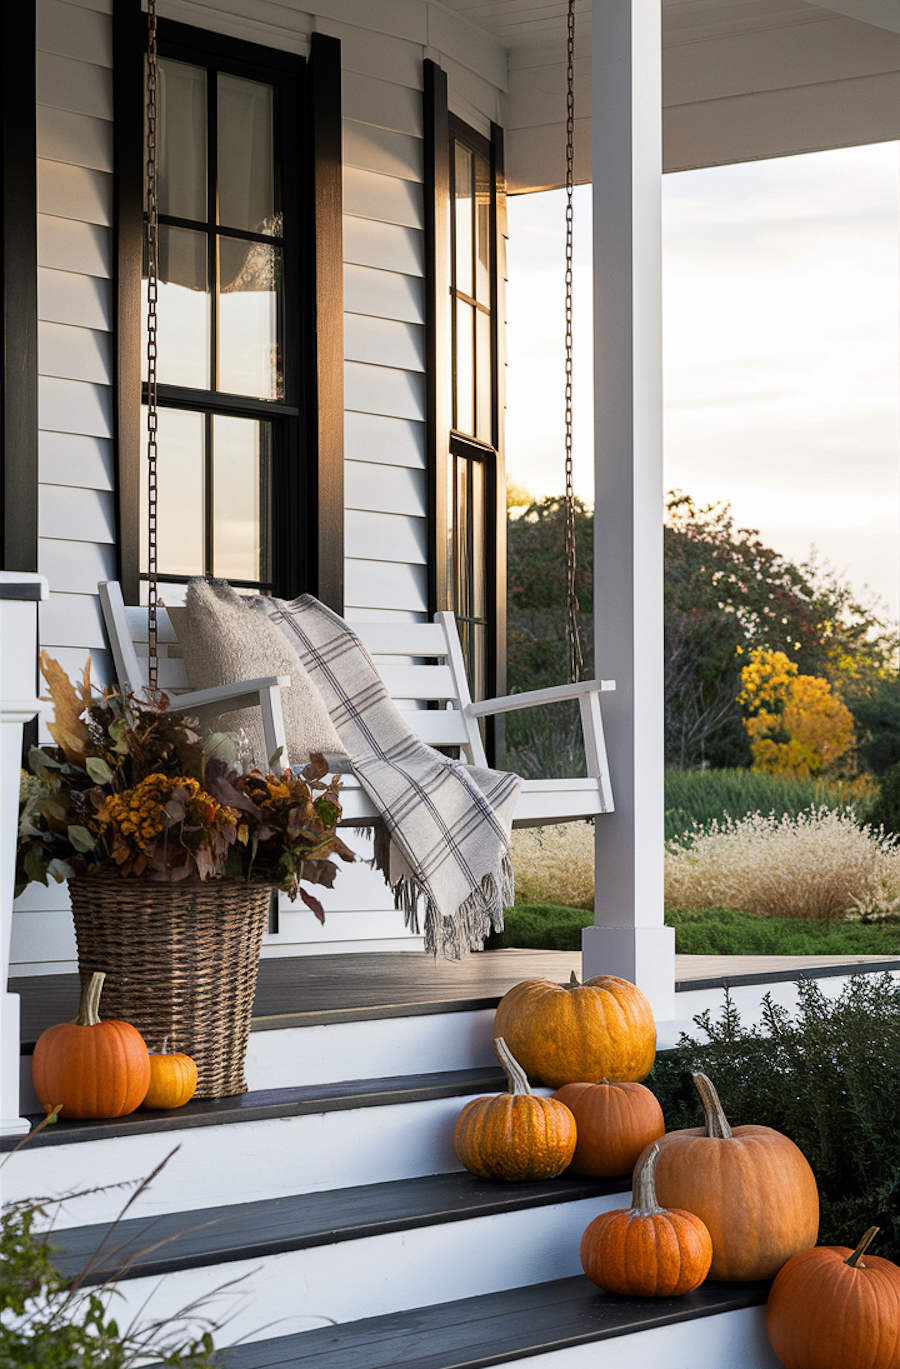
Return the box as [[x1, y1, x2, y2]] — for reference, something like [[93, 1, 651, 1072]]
[[212, 1274, 771, 1368], [49, 1170, 630, 1283], [1, 1068, 509, 1152]]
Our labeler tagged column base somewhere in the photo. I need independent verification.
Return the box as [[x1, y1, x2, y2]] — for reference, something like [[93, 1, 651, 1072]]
[[582, 922, 676, 1022], [1, 992, 29, 1136]]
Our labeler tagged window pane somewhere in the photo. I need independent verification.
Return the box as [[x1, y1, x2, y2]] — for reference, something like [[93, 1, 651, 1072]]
[[472, 457, 486, 621], [156, 59, 207, 222], [455, 298, 474, 436], [218, 237, 282, 399], [475, 153, 491, 305], [143, 225, 210, 389], [454, 142, 474, 299], [455, 452, 469, 615], [212, 415, 271, 581], [140, 408, 205, 577], [475, 308, 492, 443], [217, 74, 276, 235]]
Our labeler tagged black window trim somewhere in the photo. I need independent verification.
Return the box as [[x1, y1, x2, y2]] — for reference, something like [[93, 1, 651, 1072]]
[[113, 5, 343, 609]]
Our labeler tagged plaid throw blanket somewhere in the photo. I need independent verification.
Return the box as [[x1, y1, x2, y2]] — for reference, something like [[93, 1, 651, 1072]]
[[254, 594, 520, 956]]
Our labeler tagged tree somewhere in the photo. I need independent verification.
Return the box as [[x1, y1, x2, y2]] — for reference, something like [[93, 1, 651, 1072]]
[[737, 648, 856, 778]]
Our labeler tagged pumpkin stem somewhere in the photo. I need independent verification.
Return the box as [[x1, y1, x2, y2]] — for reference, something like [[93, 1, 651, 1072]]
[[692, 1072, 733, 1140], [631, 1143, 666, 1216], [844, 1227, 880, 1269], [75, 972, 106, 1028], [494, 1037, 533, 1096], [568, 971, 580, 987]]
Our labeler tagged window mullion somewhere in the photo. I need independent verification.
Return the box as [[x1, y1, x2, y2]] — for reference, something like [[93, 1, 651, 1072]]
[[205, 411, 214, 575], [208, 67, 219, 394]]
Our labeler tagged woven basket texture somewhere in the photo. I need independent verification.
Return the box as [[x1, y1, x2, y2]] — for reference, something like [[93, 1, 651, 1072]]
[[70, 875, 270, 1099]]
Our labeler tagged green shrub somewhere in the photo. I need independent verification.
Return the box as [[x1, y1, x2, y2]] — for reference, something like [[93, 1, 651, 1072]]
[[865, 761, 900, 837], [664, 767, 859, 842], [648, 974, 900, 1261]]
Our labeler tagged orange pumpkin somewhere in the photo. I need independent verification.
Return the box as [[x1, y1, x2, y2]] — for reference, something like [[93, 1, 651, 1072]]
[[552, 1079, 665, 1177], [453, 1037, 578, 1182], [142, 1052, 198, 1110], [493, 973, 656, 1088], [653, 1072, 819, 1282], [767, 1227, 900, 1369], [32, 971, 151, 1119], [580, 1142, 713, 1297]]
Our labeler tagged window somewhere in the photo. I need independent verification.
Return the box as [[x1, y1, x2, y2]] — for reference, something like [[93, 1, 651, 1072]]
[[115, 10, 343, 607]]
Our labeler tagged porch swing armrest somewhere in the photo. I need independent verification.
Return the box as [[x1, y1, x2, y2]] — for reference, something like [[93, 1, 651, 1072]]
[[166, 676, 291, 775], [466, 678, 616, 790]]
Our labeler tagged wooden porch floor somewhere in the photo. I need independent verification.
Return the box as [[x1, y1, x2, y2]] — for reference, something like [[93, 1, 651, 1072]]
[[11, 948, 899, 1046]]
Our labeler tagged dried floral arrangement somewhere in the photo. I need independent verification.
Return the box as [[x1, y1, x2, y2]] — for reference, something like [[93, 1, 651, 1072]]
[[17, 654, 353, 920]]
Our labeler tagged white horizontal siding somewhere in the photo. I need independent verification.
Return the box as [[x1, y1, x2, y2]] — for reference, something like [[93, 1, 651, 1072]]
[[37, 107, 113, 173], [38, 267, 112, 330], [343, 119, 423, 182], [344, 217, 424, 276], [40, 431, 114, 490], [39, 322, 112, 386], [344, 360, 425, 422], [343, 166, 424, 230], [344, 412, 425, 469], [344, 262, 424, 324], [37, 51, 113, 120], [37, 0, 112, 65], [345, 559, 428, 613], [38, 162, 111, 227], [345, 509, 427, 565], [40, 484, 115, 544], [342, 71, 423, 137], [329, 22, 423, 89], [38, 214, 111, 278], [40, 590, 108, 648], [344, 461, 427, 518], [344, 314, 425, 371], [40, 537, 117, 596], [39, 376, 113, 439]]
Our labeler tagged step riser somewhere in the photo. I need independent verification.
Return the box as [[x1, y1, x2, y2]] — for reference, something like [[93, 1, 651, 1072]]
[[4, 1096, 488, 1226], [63, 1196, 627, 1349], [486, 1304, 782, 1368]]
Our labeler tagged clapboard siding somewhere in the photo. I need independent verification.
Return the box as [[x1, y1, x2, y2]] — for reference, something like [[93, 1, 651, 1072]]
[[343, 119, 424, 183], [38, 162, 112, 227], [345, 510, 427, 565], [344, 217, 425, 276], [344, 411, 425, 469], [37, 107, 114, 173], [344, 461, 427, 518], [344, 263, 425, 324], [330, 23, 423, 89], [38, 267, 112, 330], [345, 559, 428, 613], [40, 591, 108, 648], [40, 485, 115, 545], [343, 166, 424, 230], [342, 70, 423, 137], [39, 322, 113, 386], [37, 0, 112, 65], [40, 537, 117, 595], [39, 376, 113, 439], [344, 314, 425, 372], [37, 51, 113, 120], [344, 360, 425, 422], [40, 431, 114, 490], [38, 215, 111, 279]]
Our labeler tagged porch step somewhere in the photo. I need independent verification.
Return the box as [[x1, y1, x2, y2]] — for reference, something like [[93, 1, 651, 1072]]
[[45, 1171, 633, 1344], [208, 1275, 778, 1369]]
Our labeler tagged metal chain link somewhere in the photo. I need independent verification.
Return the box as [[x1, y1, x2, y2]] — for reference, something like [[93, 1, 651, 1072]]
[[564, 0, 583, 684], [146, 0, 159, 694]]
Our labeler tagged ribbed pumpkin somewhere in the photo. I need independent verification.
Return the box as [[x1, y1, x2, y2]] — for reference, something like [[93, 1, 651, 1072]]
[[767, 1227, 900, 1369], [32, 971, 151, 1119], [492, 973, 656, 1088], [552, 1079, 665, 1177], [580, 1142, 713, 1297], [453, 1037, 578, 1182], [142, 1052, 198, 1110], [653, 1072, 819, 1282]]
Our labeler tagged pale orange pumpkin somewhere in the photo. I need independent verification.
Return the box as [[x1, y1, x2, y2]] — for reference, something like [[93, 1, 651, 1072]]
[[453, 1037, 578, 1182], [767, 1226, 900, 1369], [653, 1072, 819, 1282], [32, 971, 151, 1119], [552, 1079, 665, 1177], [493, 973, 656, 1088], [580, 1142, 713, 1297], [142, 1052, 198, 1110]]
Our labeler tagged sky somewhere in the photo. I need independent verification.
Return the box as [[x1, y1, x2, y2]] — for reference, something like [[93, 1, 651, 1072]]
[[504, 141, 899, 624]]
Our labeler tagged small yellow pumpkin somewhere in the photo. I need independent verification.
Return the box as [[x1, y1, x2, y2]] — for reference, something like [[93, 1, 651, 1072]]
[[142, 1051, 198, 1110]]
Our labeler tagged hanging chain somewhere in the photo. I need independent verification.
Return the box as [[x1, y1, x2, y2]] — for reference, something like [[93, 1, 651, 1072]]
[[146, 0, 159, 694], [564, 0, 583, 684]]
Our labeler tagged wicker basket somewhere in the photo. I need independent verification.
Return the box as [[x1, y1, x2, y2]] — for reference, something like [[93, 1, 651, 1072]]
[[70, 874, 270, 1099]]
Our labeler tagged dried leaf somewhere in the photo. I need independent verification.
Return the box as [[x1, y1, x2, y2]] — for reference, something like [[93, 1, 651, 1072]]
[[40, 652, 90, 763]]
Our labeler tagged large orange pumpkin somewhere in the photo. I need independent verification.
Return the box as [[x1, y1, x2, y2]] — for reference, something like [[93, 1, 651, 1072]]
[[552, 1079, 665, 1177], [580, 1142, 713, 1297], [492, 973, 656, 1087], [453, 1037, 578, 1182], [32, 971, 151, 1119], [766, 1227, 900, 1369], [652, 1072, 819, 1282]]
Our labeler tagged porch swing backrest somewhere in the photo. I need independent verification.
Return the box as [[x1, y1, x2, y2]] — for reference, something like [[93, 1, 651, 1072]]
[[98, 581, 616, 829]]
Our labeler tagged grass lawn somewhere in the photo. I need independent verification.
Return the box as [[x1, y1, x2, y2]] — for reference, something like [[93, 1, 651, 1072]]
[[498, 903, 900, 956]]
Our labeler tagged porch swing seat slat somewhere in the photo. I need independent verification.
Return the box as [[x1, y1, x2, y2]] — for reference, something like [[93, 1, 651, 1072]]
[[98, 581, 615, 829]]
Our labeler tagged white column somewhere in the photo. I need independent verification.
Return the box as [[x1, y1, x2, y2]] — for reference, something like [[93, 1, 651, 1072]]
[[583, 0, 675, 1019], [1, 572, 48, 1135]]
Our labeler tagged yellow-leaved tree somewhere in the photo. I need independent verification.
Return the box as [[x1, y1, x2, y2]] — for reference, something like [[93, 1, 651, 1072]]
[[738, 647, 856, 778]]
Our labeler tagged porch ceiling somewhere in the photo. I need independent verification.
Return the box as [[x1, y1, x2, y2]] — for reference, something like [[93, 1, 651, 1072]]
[[442, 0, 900, 190]]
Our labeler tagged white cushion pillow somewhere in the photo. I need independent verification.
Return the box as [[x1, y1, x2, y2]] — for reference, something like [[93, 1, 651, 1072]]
[[177, 578, 347, 771]]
